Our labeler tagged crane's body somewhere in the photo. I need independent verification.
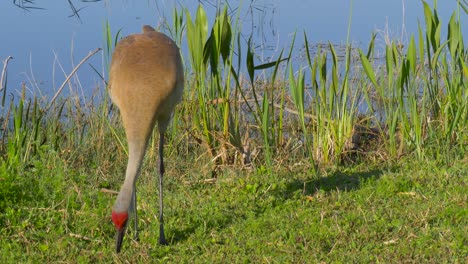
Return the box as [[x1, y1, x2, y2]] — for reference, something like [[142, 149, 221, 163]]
[[108, 25, 184, 253]]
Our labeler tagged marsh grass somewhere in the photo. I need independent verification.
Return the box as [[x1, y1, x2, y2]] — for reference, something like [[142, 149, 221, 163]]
[[0, 0, 467, 262]]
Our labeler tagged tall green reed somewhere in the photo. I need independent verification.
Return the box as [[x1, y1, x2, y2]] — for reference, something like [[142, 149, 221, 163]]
[[185, 4, 286, 171], [359, 0, 467, 160], [292, 1, 358, 167], [2, 0, 466, 177]]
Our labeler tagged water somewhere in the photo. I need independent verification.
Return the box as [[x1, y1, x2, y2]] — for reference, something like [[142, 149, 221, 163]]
[[0, 0, 466, 99]]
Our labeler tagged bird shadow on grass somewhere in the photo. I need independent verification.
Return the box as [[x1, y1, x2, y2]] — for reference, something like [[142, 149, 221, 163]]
[[167, 204, 237, 244], [168, 225, 198, 244], [165, 168, 384, 245], [167, 215, 237, 245], [281, 168, 384, 198]]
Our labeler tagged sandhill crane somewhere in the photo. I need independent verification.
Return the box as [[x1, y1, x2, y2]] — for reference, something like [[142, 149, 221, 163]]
[[108, 25, 184, 253]]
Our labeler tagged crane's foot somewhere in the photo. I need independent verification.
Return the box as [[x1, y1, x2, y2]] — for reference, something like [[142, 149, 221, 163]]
[[159, 234, 168, 245]]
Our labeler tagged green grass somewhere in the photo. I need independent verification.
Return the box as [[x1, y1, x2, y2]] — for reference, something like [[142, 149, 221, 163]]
[[1, 0, 467, 262], [0, 151, 466, 262]]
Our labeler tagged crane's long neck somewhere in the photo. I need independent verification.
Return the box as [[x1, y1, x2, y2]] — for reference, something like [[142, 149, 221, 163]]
[[113, 139, 147, 213]]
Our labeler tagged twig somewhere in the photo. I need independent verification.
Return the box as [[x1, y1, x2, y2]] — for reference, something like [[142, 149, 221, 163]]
[[272, 102, 317, 122], [100, 188, 119, 195], [67, 0, 82, 21], [69, 232, 100, 242], [13, 0, 44, 11], [1, 56, 13, 92], [204, 95, 331, 124], [46, 48, 102, 112]]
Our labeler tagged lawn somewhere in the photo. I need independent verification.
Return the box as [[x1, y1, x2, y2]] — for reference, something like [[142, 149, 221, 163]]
[[1, 1, 467, 262], [1, 152, 466, 263]]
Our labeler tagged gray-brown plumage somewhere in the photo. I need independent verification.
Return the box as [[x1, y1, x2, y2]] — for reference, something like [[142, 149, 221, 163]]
[[108, 25, 183, 253]]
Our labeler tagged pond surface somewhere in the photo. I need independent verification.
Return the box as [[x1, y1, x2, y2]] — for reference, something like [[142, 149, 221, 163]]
[[0, 0, 466, 98]]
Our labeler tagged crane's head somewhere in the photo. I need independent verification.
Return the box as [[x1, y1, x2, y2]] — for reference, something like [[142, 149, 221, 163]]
[[112, 211, 128, 253]]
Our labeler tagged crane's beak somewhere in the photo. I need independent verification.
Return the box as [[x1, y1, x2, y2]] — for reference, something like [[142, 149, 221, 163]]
[[115, 225, 127, 253], [112, 211, 129, 253]]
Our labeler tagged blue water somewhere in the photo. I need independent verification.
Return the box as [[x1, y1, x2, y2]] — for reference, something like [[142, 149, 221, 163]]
[[0, 0, 466, 99]]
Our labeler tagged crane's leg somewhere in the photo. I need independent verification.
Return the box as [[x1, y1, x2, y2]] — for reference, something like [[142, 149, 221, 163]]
[[158, 132, 168, 245], [132, 188, 138, 240]]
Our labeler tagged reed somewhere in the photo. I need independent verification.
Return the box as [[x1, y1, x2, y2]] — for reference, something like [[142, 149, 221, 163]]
[[0, 0, 466, 176]]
